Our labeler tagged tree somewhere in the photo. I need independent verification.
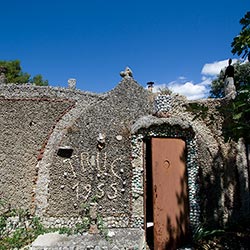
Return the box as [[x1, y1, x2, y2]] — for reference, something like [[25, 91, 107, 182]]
[[209, 11, 250, 143], [30, 74, 48, 86], [210, 61, 250, 98], [0, 60, 49, 86], [210, 61, 250, 143], [0, 60, 30, 84], [231, 11, 250, 60], [221, 83, 250, 143]]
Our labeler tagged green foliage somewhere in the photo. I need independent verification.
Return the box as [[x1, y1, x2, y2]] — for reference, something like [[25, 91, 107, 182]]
[[58, 217, 92, 236], [185, 103, 209, 120], [75, 217, 90, 234], [184, 103, 215, 126], [221, 84, 250, 143], [158, 87, 172, 95], [234, 61, 250, 87], [211, 64, 250, 143], [231, 11, 250, 60], [193, 217, 250, 249], [30, 74, 49, 86], [0, 60, 30, 84], [79, 202, 90, 217], [60, 201, 108, 237], [0, 206, 49, 250], [97, 214, 109, 240], [193, 226, 225, 250], [210, 61, 250, 98], [209, 10, 250, 143], [0, 60, 49, 86], [209, 70, 225, 98], [58, 226, 72, 235], [31, 216, 47, 237], [193, 224, 224, 243], [57, 217, 91, 236], [0, 197, 110, 248], [211, 10, 250, 98]]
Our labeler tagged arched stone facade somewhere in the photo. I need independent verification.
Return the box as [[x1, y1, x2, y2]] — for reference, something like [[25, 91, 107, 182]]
[[131, 116, 200, 233]]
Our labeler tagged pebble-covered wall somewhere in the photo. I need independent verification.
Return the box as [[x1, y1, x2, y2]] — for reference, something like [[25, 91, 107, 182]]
[[0, 78, 249, 234], [0, 97, 75, 211], [35, 79, 153, 229]]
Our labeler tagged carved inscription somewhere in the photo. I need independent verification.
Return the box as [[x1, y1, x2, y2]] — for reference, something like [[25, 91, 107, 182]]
[[62, 152, 125, 202]]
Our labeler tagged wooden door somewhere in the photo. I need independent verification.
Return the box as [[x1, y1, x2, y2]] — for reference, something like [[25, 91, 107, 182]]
[[151, 138, 189, 250]]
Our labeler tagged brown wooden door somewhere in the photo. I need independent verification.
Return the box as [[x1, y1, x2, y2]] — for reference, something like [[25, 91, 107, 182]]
[[151, 138, 189, 250]]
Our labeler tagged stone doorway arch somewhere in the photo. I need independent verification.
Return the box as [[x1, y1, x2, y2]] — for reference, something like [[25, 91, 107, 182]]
[[130, 115, 201, 248]]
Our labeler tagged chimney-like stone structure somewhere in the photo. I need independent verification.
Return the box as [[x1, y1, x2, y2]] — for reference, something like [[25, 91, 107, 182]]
[[68, 78, 76, 89], [0, 66, 7, 85]]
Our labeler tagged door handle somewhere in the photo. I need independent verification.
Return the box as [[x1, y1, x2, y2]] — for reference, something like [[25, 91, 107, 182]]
[[164, 160, 170, 170]]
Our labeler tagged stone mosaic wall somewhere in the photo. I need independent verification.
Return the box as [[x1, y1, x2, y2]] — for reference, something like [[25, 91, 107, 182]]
[[0, 98, 74, 211], [39, 79, 153, 229], [0, 79, 249, 235]]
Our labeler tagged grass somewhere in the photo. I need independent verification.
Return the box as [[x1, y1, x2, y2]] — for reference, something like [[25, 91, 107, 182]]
[[0, 208, 50, 250], [192, 217, 250, 249], [0, 199, 108, 249]]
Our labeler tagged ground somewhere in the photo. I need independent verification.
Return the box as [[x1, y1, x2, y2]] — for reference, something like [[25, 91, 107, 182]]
[[194, 230, 250, 249]]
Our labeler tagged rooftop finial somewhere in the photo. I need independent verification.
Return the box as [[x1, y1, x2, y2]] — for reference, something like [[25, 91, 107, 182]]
[[68, 78, 76, 89], [147, 81, 154, 92], [0, 66, 7, 85], [120, 67, 133, 79]]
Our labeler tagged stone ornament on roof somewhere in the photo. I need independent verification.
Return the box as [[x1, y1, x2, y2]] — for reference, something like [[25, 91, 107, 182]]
[[0, 66, 7, 85], [68, 78, 76, 89], [120, 67, 133, 79]]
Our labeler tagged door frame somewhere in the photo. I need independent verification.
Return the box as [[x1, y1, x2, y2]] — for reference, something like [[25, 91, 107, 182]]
[[130, 124, 201, 245], [150, 137, 190, 249]]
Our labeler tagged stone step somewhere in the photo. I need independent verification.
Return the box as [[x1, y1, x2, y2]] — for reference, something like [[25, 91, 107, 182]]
[[30, 229, 145, 250]]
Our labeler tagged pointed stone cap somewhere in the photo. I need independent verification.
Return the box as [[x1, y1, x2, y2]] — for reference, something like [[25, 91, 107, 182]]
[[0, 66, 7, 84], [68, 78, 76, 89], [120, 67, 133, 79]]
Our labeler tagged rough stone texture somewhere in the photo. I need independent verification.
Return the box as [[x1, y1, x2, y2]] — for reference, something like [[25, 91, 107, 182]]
[[235, 138, 250, 215], [68, 78, 76, 89], [46, 79, 153, 222], [0, 83, 103, 212], [0, 67, 7, 84], [0, 78, 249, 246], [132, 95, 250, 227], [31, 229, 145, 250], [0, 73, 7, 84], [224, 77, 236, 99], [34, 96, 100, 217], [0, 98, 74, 211]]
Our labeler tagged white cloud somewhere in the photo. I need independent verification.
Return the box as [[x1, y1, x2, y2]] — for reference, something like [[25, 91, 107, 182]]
[[153, 80, 209, 100], [201, 59, 237, 76], [200, 76, 213, 86], [152, 59, 238, 100], [168, 81, 208, 100], [178, 76, 187, 81]]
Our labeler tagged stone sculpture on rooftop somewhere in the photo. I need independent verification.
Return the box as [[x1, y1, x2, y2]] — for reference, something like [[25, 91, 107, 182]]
[[68, 78, 76, 89], [0, 66, 7, 85], [223, 58, 236, 99], [120, 66, 133, 78]]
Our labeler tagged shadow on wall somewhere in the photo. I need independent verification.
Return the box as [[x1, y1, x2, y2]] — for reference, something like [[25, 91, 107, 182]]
[[164, 145, 190, 249], [199, 143, 249, 229], [146, 138, 191, 249]]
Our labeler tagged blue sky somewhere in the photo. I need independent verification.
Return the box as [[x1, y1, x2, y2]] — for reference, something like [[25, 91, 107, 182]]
[[1, 0, 249, 99]]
